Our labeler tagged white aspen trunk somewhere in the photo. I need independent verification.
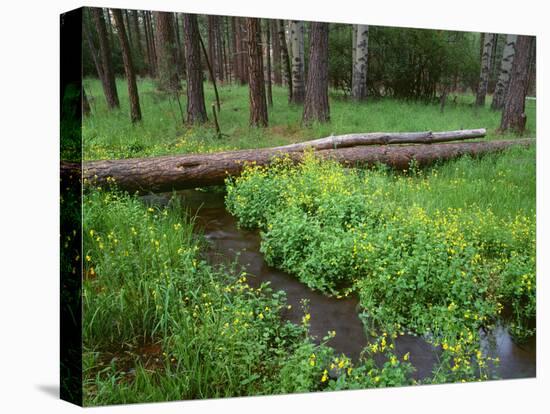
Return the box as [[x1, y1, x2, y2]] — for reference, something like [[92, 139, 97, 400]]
[[289, 20, 305, 104], [351, 24, 369, 101], [475, 32, 496, 107], [491, 34, 517, 110]]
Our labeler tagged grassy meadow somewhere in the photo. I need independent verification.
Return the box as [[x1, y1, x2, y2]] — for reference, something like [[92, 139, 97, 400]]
[[83, 78, 536, 161], [82, 77, 536, 405]]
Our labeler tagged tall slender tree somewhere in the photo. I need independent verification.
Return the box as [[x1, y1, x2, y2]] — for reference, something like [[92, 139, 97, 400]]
[[270, 20, 282, 86], [264, 20, 273, 106], [183, 14, 208, 124], [207, 16, 217, 82], [302, 22, 330, 124], [130, 10, 144, 75], [91, 7, 119, 109], [145, 11, 158, 77], [500, 35, 534, 134], [491, 34, 517, 110], [289, 20, 305, 104], [231, 17, 241, 83], [351, 25, 369, 101], [239, 19, 249, 84], [278, 20, 293, 101], [475, 32, 496, 107], [246, 18, 268, 127], [154, 11, 180, 92], [112, 8, 142, 123]]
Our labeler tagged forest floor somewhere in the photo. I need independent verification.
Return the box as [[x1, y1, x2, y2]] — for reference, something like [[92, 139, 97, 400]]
[[81, 77, 536, 406], [82, 78, 536, 161]]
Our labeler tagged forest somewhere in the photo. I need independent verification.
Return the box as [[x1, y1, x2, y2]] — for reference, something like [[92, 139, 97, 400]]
[[74, 7, 536, 406]]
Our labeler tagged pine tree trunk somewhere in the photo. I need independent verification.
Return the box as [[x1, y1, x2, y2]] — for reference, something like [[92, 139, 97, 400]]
[[124, 10, 133, 50], [240, 19, 249, 84], [351, 24, 369, 101], [231, 17, 240, 83], [154, 11, 180, 92], [500, 35, 534, 134], [104, 8, 115, 51], [289, 20, 305, 104], [83, 11, 105, 84], [278, 20, 293, 101], [224, 18, 232, 82], [112, 8, 142, 123], [302, 22, 330, 124], [183, 14, 208, 124], [270, 20, 282, 86], [264, 20, 273, 106], [143, 11, 153, 77], [91, 7, 119, 109], [352, 25, 357, 71], [144, 11, 158, 77], [246, 18, 268, 127], [130, 10, 144, 76], [207, 16, 217, 82], [173, 13, 183, 78], [215, 17, 225, 83], [491, 34, 517, 110], [475, 33, 496, 107]]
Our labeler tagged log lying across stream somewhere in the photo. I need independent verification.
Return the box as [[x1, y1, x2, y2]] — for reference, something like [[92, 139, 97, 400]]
[[72, 129, 534, 193]]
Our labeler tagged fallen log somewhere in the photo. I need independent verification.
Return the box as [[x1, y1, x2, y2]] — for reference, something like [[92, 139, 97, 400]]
[[273, 128, 487, 151], [79, 138, 534, 193]]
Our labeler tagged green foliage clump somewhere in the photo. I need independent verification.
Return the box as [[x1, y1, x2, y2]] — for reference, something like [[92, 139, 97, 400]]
[[226, 149, 536, 382], [83, 186, 414, 405]]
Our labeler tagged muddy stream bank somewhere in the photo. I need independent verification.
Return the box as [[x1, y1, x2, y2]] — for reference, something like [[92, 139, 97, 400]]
[[143, 189, 536, 381]]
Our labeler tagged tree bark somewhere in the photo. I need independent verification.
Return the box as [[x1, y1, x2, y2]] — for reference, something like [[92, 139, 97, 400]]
[[130, 10, 143, 74], [207, 15, 217, 82], [289, 20, 306, 104], [351, 25, 369, 101], [83, 10, 105, 84], [303, 22, 330, 124], [246, 18, 268, 127], [278, 20, 293, 101], [154, 11, 180, 92], [475, 33, 496, 107], [80, 138, 533, 193], [264, 19, 273, 106], [231, 17, 241, 83], [143, 11, 155, 77], [270, 19, 282, 86], [111, 9, 142, 123], [183, 14, 208, 124], [91, 7, 119, 109], [491, 34, 517, 110], [500, 35, 535, 134]]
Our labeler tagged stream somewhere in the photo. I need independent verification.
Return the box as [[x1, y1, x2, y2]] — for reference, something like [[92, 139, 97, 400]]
[[143, 189, 536, 381]]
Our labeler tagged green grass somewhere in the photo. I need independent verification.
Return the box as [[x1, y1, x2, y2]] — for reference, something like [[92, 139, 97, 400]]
[[83, 77, 536, 161], [82, 77, 536, 404]]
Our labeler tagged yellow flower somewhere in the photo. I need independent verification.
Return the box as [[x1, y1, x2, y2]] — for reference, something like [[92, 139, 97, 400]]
[[258, 313, 264, 320], [403, 352, 410, 361], [302, 313, 311, 324], [321, 369, 328, 383], [85, 255, 91, 262]]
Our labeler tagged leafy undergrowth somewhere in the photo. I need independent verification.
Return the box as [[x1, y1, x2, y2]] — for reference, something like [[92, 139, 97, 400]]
[[226, 147, 536, 383], [82, 188, 415, 406]]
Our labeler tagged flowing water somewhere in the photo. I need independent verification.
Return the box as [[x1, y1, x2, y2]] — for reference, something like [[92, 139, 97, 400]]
[[143, 189, 536, 381]]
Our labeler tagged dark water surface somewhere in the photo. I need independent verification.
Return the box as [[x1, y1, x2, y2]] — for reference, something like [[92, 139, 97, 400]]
[[143, 189, 536, 381]]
